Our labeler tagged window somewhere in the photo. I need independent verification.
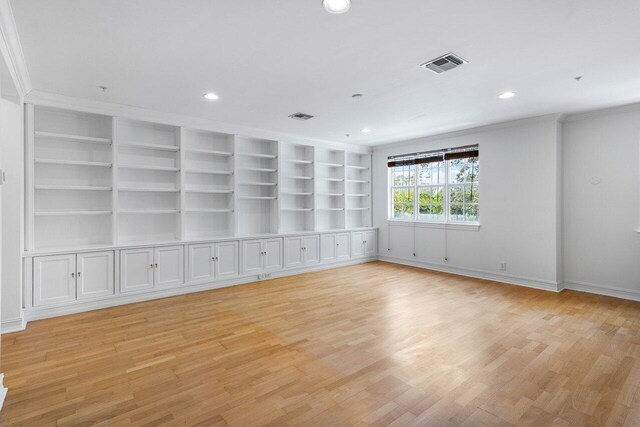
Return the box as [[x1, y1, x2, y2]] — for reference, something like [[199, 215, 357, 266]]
[[388, 145, 479, 223]]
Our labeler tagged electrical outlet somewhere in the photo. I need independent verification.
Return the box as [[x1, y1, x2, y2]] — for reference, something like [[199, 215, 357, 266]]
[[500, 262, 507, 271]]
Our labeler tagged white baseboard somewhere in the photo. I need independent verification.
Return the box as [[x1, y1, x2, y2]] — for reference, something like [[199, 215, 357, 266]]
[[0, 374, 7, 411], [23, 257, 377, 323], [1, 316, 26, 334], [378, 255, 562, 293], [563, 280, 640, 302]]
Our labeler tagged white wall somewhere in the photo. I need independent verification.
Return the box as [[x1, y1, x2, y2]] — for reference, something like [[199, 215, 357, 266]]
[[562, 107, 640, 300], [373, 116, 563, 290], [0, 96, 23, 331]]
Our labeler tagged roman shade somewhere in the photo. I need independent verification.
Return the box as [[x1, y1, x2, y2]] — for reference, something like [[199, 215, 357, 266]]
[[388, 144, 479, 167]]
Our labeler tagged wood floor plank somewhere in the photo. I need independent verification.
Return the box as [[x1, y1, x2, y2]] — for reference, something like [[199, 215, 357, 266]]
[[1, 261, 639, 426]]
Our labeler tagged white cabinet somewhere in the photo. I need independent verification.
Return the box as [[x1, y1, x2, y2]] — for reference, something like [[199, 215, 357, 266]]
[[120, 245, 183, 293], [321, 233, 350, 263], [187, 241, 238, 284], [351, 230, 376, 258], [120, 248, 154, 293], [33, 254, 77, 307], [336, 233, 351, 259], [77, 251, 114, 300], [216, 241, 239, 279], [242, 238, 283, 274], [285, 235, 319, 268], [34, 251, 114, 307]]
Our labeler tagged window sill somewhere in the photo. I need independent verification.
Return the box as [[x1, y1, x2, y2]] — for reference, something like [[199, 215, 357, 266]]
[[387, 220, 480, 231]]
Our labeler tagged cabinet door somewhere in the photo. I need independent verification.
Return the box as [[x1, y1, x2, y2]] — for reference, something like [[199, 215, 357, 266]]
[[216, 241, 239, 279], [303, 235, 320, 265], [120, 248, 154, 293], [77, 251, 114, 300], [364, 230, 377, 256], [242, 239, 263, 274], [336, 233, 351, 259], [187, 243, 215, 284], [264, 238, 283, 272], [154, 246, 184, 288], [321, 234, 336, 262], [33, 254, 76, 307], [284, 236, 303, 268], [351, 231, 365, 258]]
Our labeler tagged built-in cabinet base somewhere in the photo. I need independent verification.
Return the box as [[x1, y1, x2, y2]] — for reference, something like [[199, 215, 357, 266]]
[[21, 229, 377, 325]]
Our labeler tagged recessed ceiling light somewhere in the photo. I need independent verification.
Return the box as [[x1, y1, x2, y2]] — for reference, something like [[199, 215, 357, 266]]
[[323, 0, 351, 14], [499, 91, 516, 99], [203, 92, 219, 100], [361, 128, 371, 133]]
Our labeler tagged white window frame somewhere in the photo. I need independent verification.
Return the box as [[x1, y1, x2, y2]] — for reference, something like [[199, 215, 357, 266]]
[[388, 158, 480, 225]]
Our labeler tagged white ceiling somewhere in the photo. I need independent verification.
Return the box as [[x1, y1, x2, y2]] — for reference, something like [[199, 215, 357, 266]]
[[11, 0, 640, 145]]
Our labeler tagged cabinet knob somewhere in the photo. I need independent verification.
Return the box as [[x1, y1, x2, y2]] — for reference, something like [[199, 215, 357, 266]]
[[71, 272, 75, 278], [77, 272, 81, 277], [150, 264, 154, 269], [155, 263, 158, 268]]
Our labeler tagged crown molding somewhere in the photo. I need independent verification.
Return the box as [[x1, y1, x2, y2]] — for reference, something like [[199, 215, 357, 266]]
[[25, 89, 372, 153], [0, 0, 32, 97], [561, 101, 640, 123]]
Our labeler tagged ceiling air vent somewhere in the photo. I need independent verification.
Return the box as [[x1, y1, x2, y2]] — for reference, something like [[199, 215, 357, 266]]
[[421, 53, 468, 74], [289, 112, 315, 121]]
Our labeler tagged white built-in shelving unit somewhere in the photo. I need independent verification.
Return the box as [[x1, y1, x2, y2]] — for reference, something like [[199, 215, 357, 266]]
[[346, 152, 372, 228], [279, 143, 314, 233], [25, 105, 372, 252]]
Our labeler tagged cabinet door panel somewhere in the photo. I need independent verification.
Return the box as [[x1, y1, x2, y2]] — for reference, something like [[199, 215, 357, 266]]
[[155, 246, 184, 288], [216, 241, 239, 279], [336, 233, 351, 259], [303, 235, 320, 265], [351, 231, 365, 258], [264, 238, 283, 272], [33, 254, 76, 307], [284, 236, 303, 268], [321, 234, 336, 262], [77, 251, 114, 300], [364, 230, 377, 256], [120, 248, 154, 293], [242, 240, 263, 274], [188, 243, 215, 284]]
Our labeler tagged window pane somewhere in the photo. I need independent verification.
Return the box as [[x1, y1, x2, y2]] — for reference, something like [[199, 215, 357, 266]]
[[464, 184, 479, 204], [450, 204, 464, 222], [469, 158, 479, 182], [392, 188, 414, 220], [418, 162, 444, 185], [448, 160, 464, 183], [449, 186, 464, 204], [465, 204, 479, 222]]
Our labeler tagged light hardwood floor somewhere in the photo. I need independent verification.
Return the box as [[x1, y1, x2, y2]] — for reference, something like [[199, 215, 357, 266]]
[[1, 261, 640, 426]]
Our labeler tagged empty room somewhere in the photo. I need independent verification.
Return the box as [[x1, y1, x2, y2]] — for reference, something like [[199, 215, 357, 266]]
[[0, 0, 638, 425]]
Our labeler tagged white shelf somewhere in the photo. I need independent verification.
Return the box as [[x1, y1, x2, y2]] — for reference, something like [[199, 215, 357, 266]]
[[316, 162, 344, 167], [281, 192, 313, 196], [185, 169, 233, 175], [281, 208, 313, 212], [239, 167, 277, 173], [348, 207, 370, 210], [347, 165, 369, 170], [35, 210, 113, 216], [119, 187, 180, 193], [184, 189, 234, 194], [119, 164, 179, 172], [119, 209, 180, 214], [239, 182, 277, 186], [317, 208, 344, 211], [284, 159, 313, 165], [319, 177, 344, 182], [185, 148, 233, 157], [238, 196, 277, 200], [349, 194, 370, 197], [284, 175, 313, 180], [347, 179, 370, 183], [35, 158, 112, 168], [35, 131, 112, 145], [120, 142, 179, 152], [237, 152, 277, 159], [318, 192, 344, 196], [185, 208, 234, 213], [35, 185, 112, 191]]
